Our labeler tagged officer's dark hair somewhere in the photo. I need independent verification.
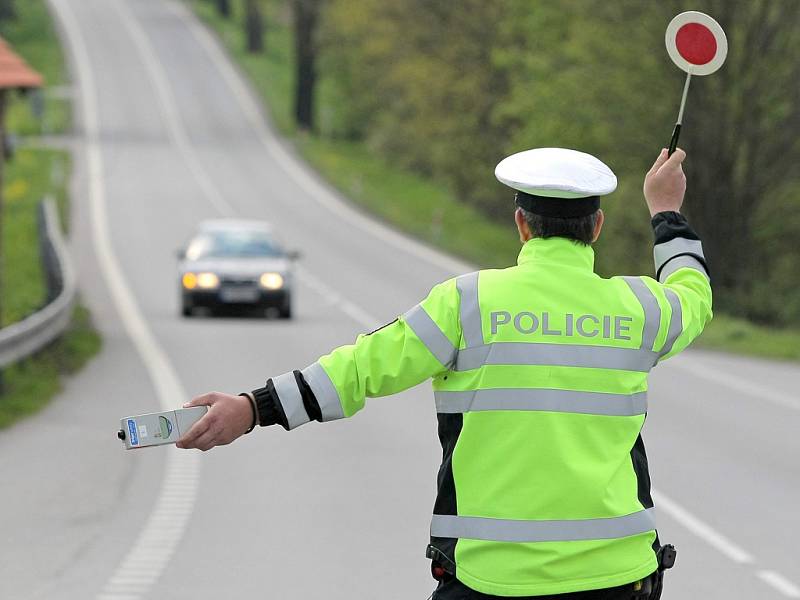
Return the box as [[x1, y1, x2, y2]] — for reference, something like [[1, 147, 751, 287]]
[[520, 208, 600, 246]]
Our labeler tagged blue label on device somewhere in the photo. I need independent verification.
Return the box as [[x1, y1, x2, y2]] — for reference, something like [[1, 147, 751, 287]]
[[127, 419, 139, 446]]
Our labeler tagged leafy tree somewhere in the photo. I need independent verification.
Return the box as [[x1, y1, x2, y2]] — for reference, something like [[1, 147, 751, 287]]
[[669, 0, 800, 321], [316, 0, 800, 324], [321, 0, 517, 211]]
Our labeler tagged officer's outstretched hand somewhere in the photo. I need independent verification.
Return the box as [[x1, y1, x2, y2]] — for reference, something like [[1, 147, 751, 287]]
[[176, 392, 253, 451], [644, 148, 687, 217]]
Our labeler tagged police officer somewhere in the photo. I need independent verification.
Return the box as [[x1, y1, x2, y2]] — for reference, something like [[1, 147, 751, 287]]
[[177, 147, 711, 599]]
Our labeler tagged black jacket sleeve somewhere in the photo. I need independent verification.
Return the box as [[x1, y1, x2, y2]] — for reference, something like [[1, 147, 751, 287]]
[[250, 371, 322, 429], [651, 211, 709, 281]]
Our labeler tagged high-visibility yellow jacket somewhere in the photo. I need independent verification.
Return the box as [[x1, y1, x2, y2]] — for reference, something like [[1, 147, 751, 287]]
[[264, 217, 712, 596]]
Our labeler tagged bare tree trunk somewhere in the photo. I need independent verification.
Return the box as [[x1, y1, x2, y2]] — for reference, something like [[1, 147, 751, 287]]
[[0, 90, 7, 393], [215, 0, 231, 19], [0, 0, 16, 22], [292, 0, 320, 131], [243, 0, 264, 53]]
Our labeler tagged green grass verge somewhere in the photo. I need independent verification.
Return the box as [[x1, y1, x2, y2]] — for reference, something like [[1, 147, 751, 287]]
[[1, 148, 70, 324], [0, 0, 71, 135], [297, 136, 521, 267], [0, 146, 101, 429], [191, 2, 800, 362], [0, 0, 101, 429], [694, 314, 800, 362], [0, 304, 101, 429]]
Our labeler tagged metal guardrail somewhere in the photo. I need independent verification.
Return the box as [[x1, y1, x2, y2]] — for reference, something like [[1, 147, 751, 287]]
[[0, 198, 76, 368]]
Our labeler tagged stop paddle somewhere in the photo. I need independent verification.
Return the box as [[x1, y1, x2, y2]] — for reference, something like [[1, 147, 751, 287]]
[[664, 11, 728, 155]]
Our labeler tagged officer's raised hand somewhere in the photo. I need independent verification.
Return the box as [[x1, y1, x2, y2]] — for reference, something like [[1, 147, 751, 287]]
[[176, 392, 254, 451], [644, 147, 687, 216]]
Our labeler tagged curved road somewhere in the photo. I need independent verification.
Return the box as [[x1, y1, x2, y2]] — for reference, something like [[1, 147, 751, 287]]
[[1, 1, 798, 598]]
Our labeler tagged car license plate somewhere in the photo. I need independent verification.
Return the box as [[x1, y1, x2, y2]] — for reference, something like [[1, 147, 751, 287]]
[[220, 286, 259, 303]]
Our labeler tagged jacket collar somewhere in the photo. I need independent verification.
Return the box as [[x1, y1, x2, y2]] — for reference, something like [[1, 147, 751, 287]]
[[517, 237, 595, 271]]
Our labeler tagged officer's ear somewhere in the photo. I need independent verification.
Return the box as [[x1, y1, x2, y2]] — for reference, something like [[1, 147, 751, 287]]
[[515, 208, 533, 243], [592, 209, 605, 243]]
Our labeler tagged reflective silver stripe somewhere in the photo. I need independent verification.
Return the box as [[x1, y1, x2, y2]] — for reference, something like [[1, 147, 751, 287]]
[[455, 343, 656, 372], [659, 255, 709, 283], [403, 304, 457, 368], [302, 362, 344, 422], [430, 508, 656, 543], [622, 277, 661, 352], [273, 371, 310, 430], [457, 272, 483, 348], [654, 238, 705, 273], [659, 289, 683, 358], [434, 389, 647, 416]]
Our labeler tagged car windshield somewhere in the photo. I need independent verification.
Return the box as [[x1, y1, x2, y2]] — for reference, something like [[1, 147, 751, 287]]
[[185, 230, 283, 260]]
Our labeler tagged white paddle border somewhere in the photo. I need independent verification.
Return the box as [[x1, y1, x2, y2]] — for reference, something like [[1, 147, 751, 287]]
[[665, 11, 728, 76]]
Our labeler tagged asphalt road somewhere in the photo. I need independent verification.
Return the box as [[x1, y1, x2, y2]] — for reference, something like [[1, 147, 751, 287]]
[[1, 1, 798, 598]]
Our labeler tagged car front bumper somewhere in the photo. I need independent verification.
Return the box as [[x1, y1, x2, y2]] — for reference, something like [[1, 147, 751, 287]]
[[183, 287, 289, 310]]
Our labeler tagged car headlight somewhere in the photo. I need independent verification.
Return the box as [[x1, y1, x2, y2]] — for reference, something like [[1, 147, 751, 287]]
[[197, 272, 220, 289], [182, 272, 198, 289], [259, 273, 284, 290]]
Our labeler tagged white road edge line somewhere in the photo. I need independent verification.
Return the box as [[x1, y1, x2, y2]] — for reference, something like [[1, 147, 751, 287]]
[[48, 2, 201, 600], [758, 571, 800, 599]]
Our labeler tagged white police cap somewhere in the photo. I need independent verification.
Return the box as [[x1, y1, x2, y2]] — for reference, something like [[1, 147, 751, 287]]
[[495, 148, 617, 217]]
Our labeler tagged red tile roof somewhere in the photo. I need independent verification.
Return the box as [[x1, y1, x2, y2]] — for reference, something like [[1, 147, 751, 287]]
[[0, 37, 43, 89]]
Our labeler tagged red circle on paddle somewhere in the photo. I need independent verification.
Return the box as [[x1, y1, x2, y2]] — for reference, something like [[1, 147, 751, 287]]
[[675, 22, 717, 65]]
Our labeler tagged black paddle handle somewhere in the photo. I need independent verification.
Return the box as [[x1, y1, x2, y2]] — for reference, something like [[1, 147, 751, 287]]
[[668, 123, 682, 156]]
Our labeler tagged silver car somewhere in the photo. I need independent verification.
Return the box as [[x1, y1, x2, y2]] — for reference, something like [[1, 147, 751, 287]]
[[178, 220, 297, 318]]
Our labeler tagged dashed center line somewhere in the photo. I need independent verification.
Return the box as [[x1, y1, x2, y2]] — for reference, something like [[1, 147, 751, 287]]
[[50, 2, 202, 600], [651, 490, 754, 564], [758, 571, 800, 599]]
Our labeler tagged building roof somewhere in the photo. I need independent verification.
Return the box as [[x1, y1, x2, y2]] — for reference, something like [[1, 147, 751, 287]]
[[0, 37, 43, 90]]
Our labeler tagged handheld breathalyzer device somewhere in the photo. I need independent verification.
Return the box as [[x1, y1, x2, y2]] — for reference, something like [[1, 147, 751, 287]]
[[117, 406, 208, 449]]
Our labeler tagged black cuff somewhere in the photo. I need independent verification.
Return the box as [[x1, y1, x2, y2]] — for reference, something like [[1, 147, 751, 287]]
[[251, 371, 323, 429], [252, 380, 289, 430], [651, 211, 710, 278], [239, 393, 257, 434], [651, 211, 699, 244]]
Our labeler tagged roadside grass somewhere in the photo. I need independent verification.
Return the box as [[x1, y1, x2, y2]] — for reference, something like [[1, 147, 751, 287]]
[[0, 1, 101, 429], [192, 2, 800, 362], [0, 305, 100, 428], [1, 148, 69, 324], [694, 314, 800, 362], [0, 146, 102, 430], [297, 136, 521, 268]]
